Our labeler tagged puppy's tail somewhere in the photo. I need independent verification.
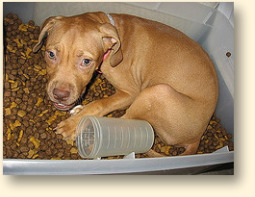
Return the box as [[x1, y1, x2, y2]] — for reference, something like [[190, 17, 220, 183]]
[[180, 141, 200, 156], [146, 141, 200, 158], [146, 149, 164, 157]]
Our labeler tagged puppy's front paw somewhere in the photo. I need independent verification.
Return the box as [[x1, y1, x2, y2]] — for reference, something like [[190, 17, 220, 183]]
[[56, 116, 78, 140]]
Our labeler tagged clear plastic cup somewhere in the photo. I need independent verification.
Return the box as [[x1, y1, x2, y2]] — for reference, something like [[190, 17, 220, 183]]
[[75, 116, 154, 159]]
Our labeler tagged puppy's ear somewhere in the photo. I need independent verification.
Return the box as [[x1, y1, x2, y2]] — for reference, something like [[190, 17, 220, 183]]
[[33, 16, 63, 53], [100, 23, 123, 67]]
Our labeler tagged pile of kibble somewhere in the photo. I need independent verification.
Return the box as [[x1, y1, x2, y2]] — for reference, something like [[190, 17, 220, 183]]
[[3, 13, 234, 160]]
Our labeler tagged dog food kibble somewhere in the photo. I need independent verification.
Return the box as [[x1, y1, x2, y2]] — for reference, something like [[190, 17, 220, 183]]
[[3, 13, 234, 160]]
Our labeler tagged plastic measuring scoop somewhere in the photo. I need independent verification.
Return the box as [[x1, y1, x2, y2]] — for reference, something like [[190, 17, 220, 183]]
[[75, 116, 155, 159]]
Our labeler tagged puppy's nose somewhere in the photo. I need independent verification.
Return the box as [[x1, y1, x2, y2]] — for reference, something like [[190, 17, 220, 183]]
[[53, 88, 70, 101]]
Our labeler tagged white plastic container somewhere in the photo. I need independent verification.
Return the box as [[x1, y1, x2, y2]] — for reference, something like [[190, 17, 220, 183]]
[[76, 116, 154, 159], [3, 2, 234, 175]]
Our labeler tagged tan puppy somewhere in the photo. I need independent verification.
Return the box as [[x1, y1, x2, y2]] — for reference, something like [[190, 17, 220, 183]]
[[33, 12, 218, 156]]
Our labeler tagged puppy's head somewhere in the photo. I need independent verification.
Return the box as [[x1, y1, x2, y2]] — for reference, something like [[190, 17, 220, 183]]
[[33, 14, 122, 111]]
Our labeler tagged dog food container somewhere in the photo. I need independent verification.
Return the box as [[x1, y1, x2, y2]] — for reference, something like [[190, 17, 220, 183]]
[[76, 116, 154, 159], [3, 2, 234, 175]]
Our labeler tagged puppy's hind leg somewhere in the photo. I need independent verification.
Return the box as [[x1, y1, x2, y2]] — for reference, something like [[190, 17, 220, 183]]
[[121, 84, 203, 157]]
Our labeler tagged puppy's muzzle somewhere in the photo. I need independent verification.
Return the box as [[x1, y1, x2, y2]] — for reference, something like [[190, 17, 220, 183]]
[[53, 88, 70, 101], [50, 84, 76, 111]]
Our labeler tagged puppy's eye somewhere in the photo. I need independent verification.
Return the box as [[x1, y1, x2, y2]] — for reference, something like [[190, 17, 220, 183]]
[[47, 51, 56, 59], [81, 59, 92, 67]]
